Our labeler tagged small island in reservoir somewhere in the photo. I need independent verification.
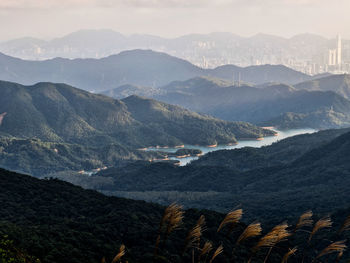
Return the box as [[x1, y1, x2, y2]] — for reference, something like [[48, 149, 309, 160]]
[[165, 148, 203, 158]]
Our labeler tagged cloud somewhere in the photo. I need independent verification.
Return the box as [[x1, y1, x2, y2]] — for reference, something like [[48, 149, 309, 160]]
[[0, 0, 96, 9], [0, 0, 344, 10]]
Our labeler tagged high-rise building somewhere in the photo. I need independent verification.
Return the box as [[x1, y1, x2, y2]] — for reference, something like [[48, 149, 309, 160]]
[[328, 35, 342, 67], [328, 49, 337, 65], [337, 34, 342, 65]]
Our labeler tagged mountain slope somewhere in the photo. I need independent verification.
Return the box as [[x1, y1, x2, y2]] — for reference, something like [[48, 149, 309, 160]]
[[2, 167, 350, 263], [0, 50, 203, 91], [0, 168, 232, 263], [0, 136, 161, 176], [122, 95, 269, 145], [295, 74, 350, 99], [210, 64, 309, 85], [93, 128, 350, 221], [0, 49, 311, 92], [4, 168, 350, 263], [0, 80, 272, 175], [191, 127, 350, 170], [102, 84, 161, 99], [146, 77, 350, 129]]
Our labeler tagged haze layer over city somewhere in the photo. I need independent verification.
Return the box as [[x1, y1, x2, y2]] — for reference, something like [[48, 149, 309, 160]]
[[1, 0, 350, 75]]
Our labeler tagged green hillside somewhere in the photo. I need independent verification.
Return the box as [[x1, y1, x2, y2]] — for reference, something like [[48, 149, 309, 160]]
[[151, 77, 350, 129], [102, 76, 350, 130], [0, 80, 273, 176], [0, 136, 161, 176]]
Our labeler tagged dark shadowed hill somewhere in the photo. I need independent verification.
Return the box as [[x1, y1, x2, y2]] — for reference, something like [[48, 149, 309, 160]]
[[191, 127, 350, 170], [0, 50, 311, 92], [93, 128, 350, 222], [1, 168, 350, 263], [0, 168, 228, 263]]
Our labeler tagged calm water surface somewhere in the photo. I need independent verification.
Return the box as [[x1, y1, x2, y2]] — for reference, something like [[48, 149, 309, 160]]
[[146, 128, 317, 166]]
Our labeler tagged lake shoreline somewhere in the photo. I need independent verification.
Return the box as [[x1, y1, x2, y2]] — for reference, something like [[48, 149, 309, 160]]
[[144, 128, 317, 166]]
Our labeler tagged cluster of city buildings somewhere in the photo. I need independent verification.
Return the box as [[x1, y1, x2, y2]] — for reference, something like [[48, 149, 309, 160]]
[[312, 35, 348, 75], [190, 35, 350, 76], [280, 35, 349, 75]]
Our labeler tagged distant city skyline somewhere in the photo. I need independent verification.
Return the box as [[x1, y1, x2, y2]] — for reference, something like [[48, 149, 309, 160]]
[[1, 29, 348, 43], [0, 0, 349, 41], [0, 29, 348, 43], [1, 29, 349, 75]]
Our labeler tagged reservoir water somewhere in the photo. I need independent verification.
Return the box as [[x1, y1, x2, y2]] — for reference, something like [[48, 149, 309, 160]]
[[146, 128, 317, 166]]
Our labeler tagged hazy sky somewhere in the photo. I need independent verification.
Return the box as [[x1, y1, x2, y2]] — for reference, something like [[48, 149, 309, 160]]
[[1, 0, 349, 41]]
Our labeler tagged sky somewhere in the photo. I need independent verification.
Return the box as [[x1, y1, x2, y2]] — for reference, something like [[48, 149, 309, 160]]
[[0, 0, 349, 41]]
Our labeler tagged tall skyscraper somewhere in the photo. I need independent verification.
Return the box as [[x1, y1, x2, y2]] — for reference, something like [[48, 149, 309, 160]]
[[337, 34, 342, 65], [329, 49, 337, 65], [328, 35, 342, 67]]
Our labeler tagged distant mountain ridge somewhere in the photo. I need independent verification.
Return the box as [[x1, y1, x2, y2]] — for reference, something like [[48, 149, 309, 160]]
[[0, 49, 312, 91], [103, 76, 350, 129], [1, 29, 348, 69], [295, 74, 350, 99]]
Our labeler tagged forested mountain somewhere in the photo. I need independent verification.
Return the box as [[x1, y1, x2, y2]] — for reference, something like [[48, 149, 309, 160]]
[[1, 168, 350, 263], [191, 127, 350, 170], [102, 84, 161, 99], [0, 49, 311, 92], [295, 74, 350, 99], [91, 128, 350, 222], [0, 168, 227, 263], [0, 80, 272, 176], [110, 77, 350, 129]]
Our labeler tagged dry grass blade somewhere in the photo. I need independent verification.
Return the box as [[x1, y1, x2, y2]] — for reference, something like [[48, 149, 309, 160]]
[[200, 241, 213, 258], [217, 209, 243, 232], [295, 211, 313, 231], [236, 222, 262, 245], [197, 215, 206, 229], [159, 203, 182, 229], [154, 203, 183, 257], [154, 235, 160, 251], [309, 216, 332, 242], [112, 244, 126, 263], [316, 240, 347, 259], [198, 241, 213, 262], [163, 203, 184, 235], [254, 222, 291, 251], [339, 215, 350, 234], [184, 215, 206, 253], [155, 203, 184, 258], [281, 247, 297, 263], [336, 250, 343, 262], [209, 245, 224, 263], [185, 225, 202, 249]]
